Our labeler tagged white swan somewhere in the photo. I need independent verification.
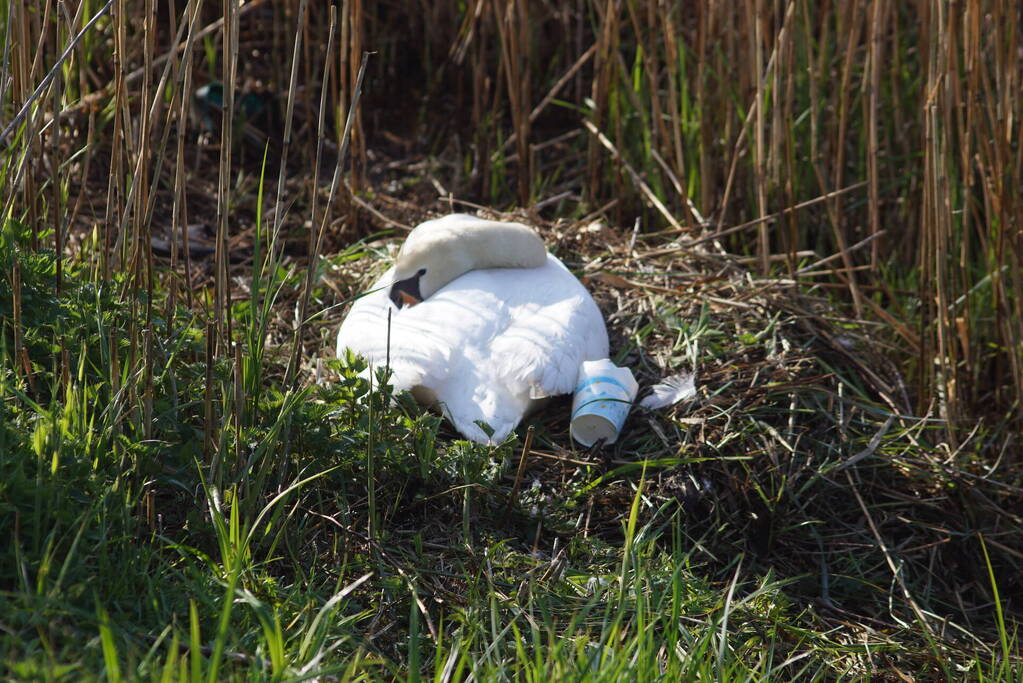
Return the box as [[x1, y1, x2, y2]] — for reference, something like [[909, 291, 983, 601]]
[[336, 214, 609, 444]]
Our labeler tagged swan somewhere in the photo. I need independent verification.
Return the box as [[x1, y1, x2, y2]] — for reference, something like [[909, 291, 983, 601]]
[[336, 214, 609, 444]]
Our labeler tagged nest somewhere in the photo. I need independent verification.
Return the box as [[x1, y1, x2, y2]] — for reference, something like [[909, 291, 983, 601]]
[[266, 183, 1018, 663]]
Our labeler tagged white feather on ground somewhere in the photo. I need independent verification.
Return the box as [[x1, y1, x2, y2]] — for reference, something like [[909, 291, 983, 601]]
[[638, 372, 696, 410]]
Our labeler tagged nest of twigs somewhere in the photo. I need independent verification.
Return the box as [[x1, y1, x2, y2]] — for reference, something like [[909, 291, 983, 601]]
[[283, 189, 1019, 657]]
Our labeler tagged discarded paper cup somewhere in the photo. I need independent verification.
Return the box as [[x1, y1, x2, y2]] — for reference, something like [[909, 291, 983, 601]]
[[570, 359, 638, 446]]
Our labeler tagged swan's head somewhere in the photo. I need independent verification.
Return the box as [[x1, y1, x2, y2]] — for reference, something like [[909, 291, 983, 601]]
[[388, 214, 547, 308]]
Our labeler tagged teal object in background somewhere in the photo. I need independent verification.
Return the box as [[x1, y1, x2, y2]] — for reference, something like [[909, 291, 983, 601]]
[[192, 81, 278, 150]]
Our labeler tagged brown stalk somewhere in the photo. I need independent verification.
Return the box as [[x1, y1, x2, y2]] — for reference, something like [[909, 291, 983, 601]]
[[779, 3, 798, 274], [214, 0, 241, 352], [586, 0, 618, 203], [104, 0, 128, 280], [795, 231, 887, 276], [51, 2, 74, 297], [171, 0, 205, 314], [924, 0, 959, 435], [657, 4, 694, 231], [506, 425, 536, 511], [270, 0, 308, 265], [2, 0, 94, 246], [348, 0, 365, 191], [288, 50, 369, 387], [829, 1, 865, 317], [667, 182, 868, 249], [109, 8, 192, 281], [288, 5, 339, 385], [749, 0, 769, 274], [584, 119, 683, 232], [498, 43, 596, 157], [66, 104, 96, 264], [716, 2, 793, 242], [494, 0, 531, 206], [141, 0, 155, 441], [866, 0, 883, 269]]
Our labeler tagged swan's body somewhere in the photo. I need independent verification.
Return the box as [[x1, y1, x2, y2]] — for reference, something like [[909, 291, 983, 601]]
[[336, 214, 608, 444]]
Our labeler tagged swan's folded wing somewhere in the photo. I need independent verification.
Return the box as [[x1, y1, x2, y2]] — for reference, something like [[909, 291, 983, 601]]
[[488, 264, 609, 398]]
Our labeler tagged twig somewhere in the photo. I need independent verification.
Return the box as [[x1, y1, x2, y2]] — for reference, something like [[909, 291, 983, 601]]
[[583, 119, 683, 232], [796, 230, 887, 275], [834, 414, 894, 471], [499, 43, 596, 155], [651, 181, 868, 251], [506, 425, 536, 510], [846, 470, 938, 641], [348, 189, 412, 230], [0, 0, 116, 145], [289, 51, 370, 385]]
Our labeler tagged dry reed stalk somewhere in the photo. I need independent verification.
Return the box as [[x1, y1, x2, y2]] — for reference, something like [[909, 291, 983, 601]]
[[829, 2, 866, 318], [289, 6, 339, 385], [498, 43, 596, 158], [866, 0, 884, 269], [138, 11, 193, 245], [140, 0, 156, 441], [0, 3, 41, 249], [921, 0, 957, 435], [494, 0, 531, 206], [104, 0, 128, 279], [338, 0, 350, 141], [659, 5, 699, 232], [348, 0, 365, 191], [587, 0, 619, 204], [171, 0, 205, 314], [271, 0, 308, 257], [780, 3, 799, 273], [43, 0, 94, 244], [66, 109, 96, 263], [51, 5, 66, 296], [748, 0, 768, 275], [111, 6, 189, 299], [506, 425, 536, 511], [584, 119, 683, 232], [0, 2, 11, 112], [308, 5, 339, 271], [214, 0, 241, 352], [289, 51, 369, 387], [694, 2, 710, 218]]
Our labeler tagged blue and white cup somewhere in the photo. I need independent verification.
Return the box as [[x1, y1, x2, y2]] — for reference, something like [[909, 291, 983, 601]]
[[570, 359, 638, 446]]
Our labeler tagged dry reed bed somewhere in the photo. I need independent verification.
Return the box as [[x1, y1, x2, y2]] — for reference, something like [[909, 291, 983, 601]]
[[5, 0, 1019, 434]]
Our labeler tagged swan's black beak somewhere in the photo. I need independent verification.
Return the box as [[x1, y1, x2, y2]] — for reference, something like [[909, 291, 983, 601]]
[[389, 274, 423, 309]]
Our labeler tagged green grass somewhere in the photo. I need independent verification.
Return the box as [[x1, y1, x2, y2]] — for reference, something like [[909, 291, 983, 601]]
[[4, 224, 1020, 680], [3, 0, 1022, 680]]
